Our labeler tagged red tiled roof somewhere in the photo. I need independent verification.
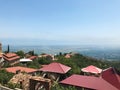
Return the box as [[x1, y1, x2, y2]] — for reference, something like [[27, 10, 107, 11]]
[[60, 74, 118, 90], [3, 56, 20, 61], [3, 53, 20, 61], [81, 65, 102, 74], [101, 67, 120, 89], [28, 56, 37, 60], [40, 62, 71, 74], [4, 53, 17, 58], [6, 66, 37, 74]]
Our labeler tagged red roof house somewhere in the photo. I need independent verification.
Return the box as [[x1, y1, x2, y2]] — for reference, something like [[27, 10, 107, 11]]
[[101, 67, 120, 90], [28, 56, 37, 60], [3, 53, 20, 65], [40, 62, 71, 74], [60, 74, 118, 90], [39, 54, 55, 60], [6, 66, 37, 74], [81, 65, 102, 74], [65, 54, 72, 58]]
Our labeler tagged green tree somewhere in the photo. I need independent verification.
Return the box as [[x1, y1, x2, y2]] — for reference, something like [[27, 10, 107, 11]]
[[16, 50, 25, 58], [0, 69, 14, 85], [26, 59, 40, 69], [28, 50, 34, 56], [38, 57, 52, 65], [7, 45, 10, 53]]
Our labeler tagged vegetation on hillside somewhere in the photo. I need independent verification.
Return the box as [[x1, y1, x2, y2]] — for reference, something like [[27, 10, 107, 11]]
[[0, 69, 14, 85], [51, 84, 77, 90], [1, 50, 120, 90], [15, 51, 120, 74], [55, 53, 110, 75]]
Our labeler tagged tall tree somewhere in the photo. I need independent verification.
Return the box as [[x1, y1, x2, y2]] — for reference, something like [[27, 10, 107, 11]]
[[7, 45, 10, 53]]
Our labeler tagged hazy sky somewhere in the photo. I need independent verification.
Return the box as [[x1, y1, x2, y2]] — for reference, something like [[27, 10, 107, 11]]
[[0, 0, 120, 46]]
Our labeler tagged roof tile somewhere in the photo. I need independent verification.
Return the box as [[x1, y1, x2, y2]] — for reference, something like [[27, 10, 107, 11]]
[[102, 67, 120, 89], [40, 62, 71, 74], [60, 74, 118, 90], [6, 66, 37, 73]]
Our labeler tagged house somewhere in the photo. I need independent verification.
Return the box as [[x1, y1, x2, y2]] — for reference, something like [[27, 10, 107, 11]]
[[40, 62, 71, 74], [60, 74, 118, 90], [39, 62, 71, 81], [9, 73, 51, 90], [28, 56, 38, 60], [0, 43, 2, 54], [101, 67, 120, 90], [64, 52, 78, 58], [65, 54, 71, 58], [0, 43, 4, 65], [39, 54, 55, 60], [24, 52, 38, 60], [81, 65, 102, 76], [3, 53, 20, 65], [5, 66, 37, 74]]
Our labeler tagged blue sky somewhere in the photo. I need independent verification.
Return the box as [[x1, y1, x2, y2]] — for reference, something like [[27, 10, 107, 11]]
[[0, 0, 120, 46]]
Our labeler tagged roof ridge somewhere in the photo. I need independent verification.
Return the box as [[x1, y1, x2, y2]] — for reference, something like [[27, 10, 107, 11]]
[[102, 67, 112, 72], [57, 63, 66, 73]]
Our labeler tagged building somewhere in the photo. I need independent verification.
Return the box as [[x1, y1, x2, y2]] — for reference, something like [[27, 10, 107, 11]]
[[6, 66, 37, 74], [81, 65, 102, 76], [60, 67, 120, 90], [28, 56, 38, 60], [9, 73, 51, 90], [40, 62, 71, 74], [64, 52, 78, 58], [40, 62, 71, 81], [101, 67, 120, 90], [39, 54, 55, 60], [3, 53, 20, 65], [0, 43, 2, 54], [65, 54, 72, 58], [60, 74, 118, 90]]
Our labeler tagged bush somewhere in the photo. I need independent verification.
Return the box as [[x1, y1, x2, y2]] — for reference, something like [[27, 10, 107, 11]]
[[0, 69, 14, 85], [51, 84, 77, 90], [7, 82, 20, 89]]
